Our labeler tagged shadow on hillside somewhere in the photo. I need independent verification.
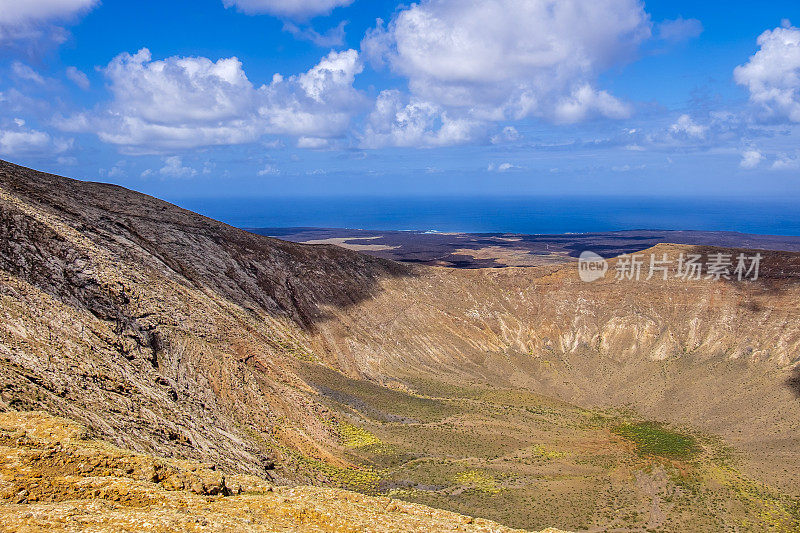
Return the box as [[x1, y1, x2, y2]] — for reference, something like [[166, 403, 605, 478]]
[[221, 226, 415, 329], [0, 159, 416, 331], [786, 367, 800, 399]]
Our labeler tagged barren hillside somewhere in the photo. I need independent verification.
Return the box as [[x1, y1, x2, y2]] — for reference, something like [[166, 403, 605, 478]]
[[0, 158, 408, 482]]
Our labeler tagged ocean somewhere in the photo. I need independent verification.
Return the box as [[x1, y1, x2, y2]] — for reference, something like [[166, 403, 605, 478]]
[[169, 196, 800, 236]]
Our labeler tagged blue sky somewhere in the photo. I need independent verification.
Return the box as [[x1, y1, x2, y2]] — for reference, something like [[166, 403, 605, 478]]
[[1, 0, 800, 199]]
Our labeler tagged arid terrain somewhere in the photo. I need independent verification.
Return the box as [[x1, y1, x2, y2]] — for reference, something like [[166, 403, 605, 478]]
[[255, 227, 800, 268], [1, 410, 559, 532], [1, 159, 799, 531]]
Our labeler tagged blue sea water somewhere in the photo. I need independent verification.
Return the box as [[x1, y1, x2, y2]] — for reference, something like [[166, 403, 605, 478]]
[[169, 196, 800, 236]]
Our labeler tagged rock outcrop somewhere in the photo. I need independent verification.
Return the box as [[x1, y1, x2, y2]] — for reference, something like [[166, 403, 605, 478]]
[[0, 411, 566, 532]]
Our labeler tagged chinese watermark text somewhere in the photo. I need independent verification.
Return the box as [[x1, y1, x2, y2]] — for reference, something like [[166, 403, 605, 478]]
[[578, 252, 763, 282]]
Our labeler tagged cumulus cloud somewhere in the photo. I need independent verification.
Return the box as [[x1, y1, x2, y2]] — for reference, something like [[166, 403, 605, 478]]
[[65, 66, 90, 89], [552, 84, 631, 124], [363, 0, 650, 123], [734, 22, 800, 123], [0, 129, 49, 154], [158, 156, 198, 178], [106, 49, 256, 125], [487, 162, 522, 172], [359, 90, 482, 148], [740, 149, 764, 169], [257, 163, 280, 175], [259, 49, 364, 138], [669, 114, 707, 139], [297, 48, 361, 102], [222, 0, 352, 20], [0, 122, 71, 157], [771, 153, 800, 170], [657, 17, 703, 43], [56, 48, 365, 152], [83, 48, 262, 151]]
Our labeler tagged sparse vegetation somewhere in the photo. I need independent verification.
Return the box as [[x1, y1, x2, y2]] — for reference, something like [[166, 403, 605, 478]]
[[296, 453, 381, 494], [613, 422, 699, 459], [529, 444, 566, 459], [295, 370, 797, 532], [455, 470, 500, 494], [339, 421, 382, 448]]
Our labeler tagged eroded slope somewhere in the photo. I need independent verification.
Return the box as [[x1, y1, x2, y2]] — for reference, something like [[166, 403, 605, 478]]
[[0, 159, 406, 482]]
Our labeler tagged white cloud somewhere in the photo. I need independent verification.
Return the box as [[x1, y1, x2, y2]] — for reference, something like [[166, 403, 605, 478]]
[[99, 164, 126, 178], [0, 0, 97, 46], [740, 149, 764, 169], [611, 164, 646, 172], [12, 62, 45, 84], [257, 163, 280, 175], [259, 49, 364, 138], [158, 156, 198, 178], [360, 90, 482, 148], [771, 153, 800, 170], [298, 49, 361, 102], [552, 84, 631, 124], [490, 126, 521, 144], [617, 111, 754, 152], [734, 22, 800, 123], [222, 0, 352, 20], [296, 136, 328, 148], [283, 20, 346, 47], [55, 48, 266, 151], [0, 129, 49, 154], [488, 162, 522, 172], [669, 114, 707, 139], [65, 66, 90, 89], [0, 0, 97, 26], [0, 124, 71, 157], [657, 17, 703, 43], [56, 48, 365, 152], [106, 49, 256, 125], [363, 0, 649, 123]]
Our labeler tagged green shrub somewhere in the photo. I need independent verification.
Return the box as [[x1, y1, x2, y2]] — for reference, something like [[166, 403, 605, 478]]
[[613, 422, 699, 459]]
